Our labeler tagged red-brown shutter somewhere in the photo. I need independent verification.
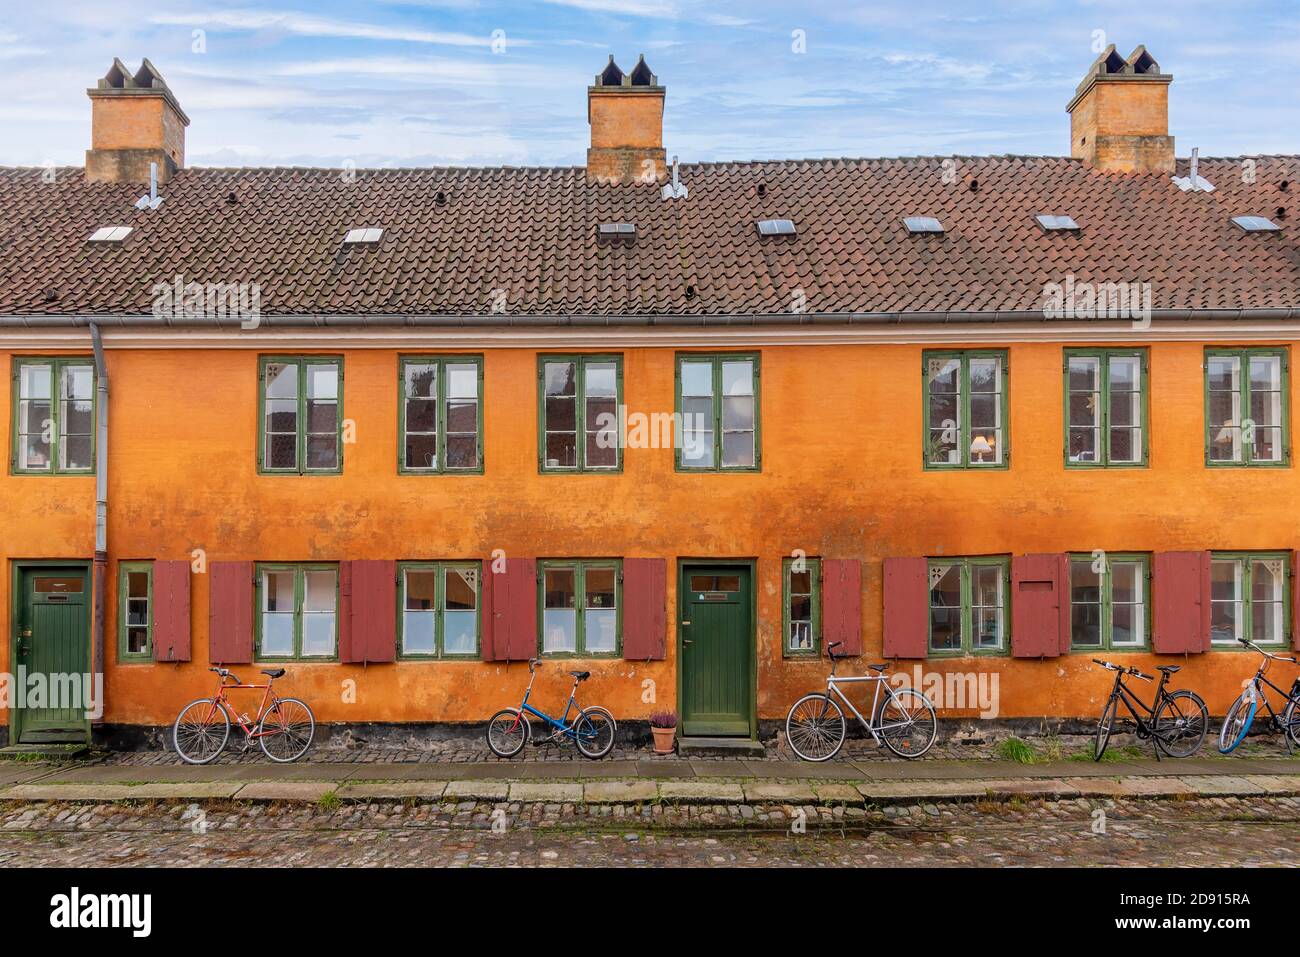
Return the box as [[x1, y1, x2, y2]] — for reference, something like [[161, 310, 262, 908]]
[[209, 561, 253, 663], [152, 560, 191, 662], [1153, 551, 1211, 654], [337, 561, 354, 662], [488, 558, 537, 661], [622, 558, 666, 660], [883, 557, 929, 658], [1293, 552, 1300, 651], [347, 560, 396, 663], [822, 559, 862, 656], [1011, 553, 1067, 658]]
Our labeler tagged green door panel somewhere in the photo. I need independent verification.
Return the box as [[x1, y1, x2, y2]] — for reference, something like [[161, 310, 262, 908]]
[[680, 565, 752, 737], [16, 568, 90, 743]]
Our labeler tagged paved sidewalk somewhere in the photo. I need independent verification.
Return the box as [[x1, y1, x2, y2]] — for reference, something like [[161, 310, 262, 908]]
[[1, 753, 1296, 807]]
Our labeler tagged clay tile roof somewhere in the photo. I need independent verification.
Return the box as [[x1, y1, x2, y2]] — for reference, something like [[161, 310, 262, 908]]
[[0, 154, 1297, 319]]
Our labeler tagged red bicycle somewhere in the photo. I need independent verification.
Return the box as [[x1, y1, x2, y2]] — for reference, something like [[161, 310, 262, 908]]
[[173, 667, 316, 764]]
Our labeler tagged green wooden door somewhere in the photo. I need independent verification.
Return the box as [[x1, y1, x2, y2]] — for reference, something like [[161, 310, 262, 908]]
[[679, 565, 753, 737], [16, 568, 90, 743]]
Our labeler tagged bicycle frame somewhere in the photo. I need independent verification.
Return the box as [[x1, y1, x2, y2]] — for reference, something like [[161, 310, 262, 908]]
[[823, 673, 914, 743], [512, 667, 585, 742], [208, 675, 279, 740]]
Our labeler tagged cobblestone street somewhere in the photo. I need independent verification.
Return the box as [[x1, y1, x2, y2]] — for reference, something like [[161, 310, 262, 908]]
[[0, 796, 1295, 867]]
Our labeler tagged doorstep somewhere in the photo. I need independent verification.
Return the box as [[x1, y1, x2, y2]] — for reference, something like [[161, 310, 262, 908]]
[[675, 737, 766, 757]]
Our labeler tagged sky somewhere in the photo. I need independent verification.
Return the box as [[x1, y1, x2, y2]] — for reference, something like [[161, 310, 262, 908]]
[[2, 0, 1299, 169]]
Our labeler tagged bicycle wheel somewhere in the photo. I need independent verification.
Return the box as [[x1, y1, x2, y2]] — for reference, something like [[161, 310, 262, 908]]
[[1151, 690, 1208, 758], [1094, 695, 1117, 761], [785, 693, 846, 762], [582, 704, 617, 731], [574, 708, 615, 759], [1283, 698, 1300, 749], [173, 698, 230, 765], [1218, 692, 1255, 754], [879, 688, 937, 758], [486, 708, 530, 758], [258, 697, 316, 763]]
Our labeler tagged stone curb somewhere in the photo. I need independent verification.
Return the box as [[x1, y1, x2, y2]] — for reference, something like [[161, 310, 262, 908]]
[[0, 773, 1295, 806]]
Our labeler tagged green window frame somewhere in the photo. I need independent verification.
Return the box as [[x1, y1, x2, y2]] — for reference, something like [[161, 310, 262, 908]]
[[258, 356, 343, 475], [1205, 348, 1290, 467], [538, 559, 621, 658], [11, 357, 96, 475], [399, 356, 483, 474], [1209, 552, 1290, 647], [118, 560, 153, 661], [674, 353, 761, 472], [927, 556, 1010, 656], [782, 557, 821, 657], [1064, 349, 1149, 468], [1067, 553, 1150, 651], [398, 562, 481, 658], [538, 355, 623, 473], [923, 350, 1008, 469], [254, 563, 339, 660]]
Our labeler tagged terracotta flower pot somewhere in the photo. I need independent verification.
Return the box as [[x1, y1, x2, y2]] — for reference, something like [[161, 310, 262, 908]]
[[651, 725, 677, 754]]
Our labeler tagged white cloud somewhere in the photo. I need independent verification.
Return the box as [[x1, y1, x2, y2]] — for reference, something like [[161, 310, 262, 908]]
[[149, 9, 501, 46], [540, 0, 678, 17]]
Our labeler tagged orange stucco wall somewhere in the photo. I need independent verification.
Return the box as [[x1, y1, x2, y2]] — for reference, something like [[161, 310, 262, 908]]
[[2, 338, 1296, 729]]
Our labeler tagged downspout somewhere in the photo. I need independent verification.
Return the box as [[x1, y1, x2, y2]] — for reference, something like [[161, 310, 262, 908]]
[[89, 323, 108, 729]]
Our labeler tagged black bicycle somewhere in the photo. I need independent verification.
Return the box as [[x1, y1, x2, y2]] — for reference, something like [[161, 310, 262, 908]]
[[1092, 659, 1208, 761]]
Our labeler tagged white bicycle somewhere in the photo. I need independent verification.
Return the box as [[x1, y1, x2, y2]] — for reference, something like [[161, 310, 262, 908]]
[[785, 641, 937, 761]]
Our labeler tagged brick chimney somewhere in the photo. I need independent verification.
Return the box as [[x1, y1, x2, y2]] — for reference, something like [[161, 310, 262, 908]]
[[86, 58, 189, 184], [586, 55, 666, 185], [1067, 45, 1173, 174]]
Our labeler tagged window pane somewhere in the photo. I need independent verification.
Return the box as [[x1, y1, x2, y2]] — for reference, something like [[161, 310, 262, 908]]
[[927, 357, 959, 393], [544, 568, 575, 609], [446, 363, 476, 399], [265, 362, 297, 399], [585, 567, 615, 609], [127, 627, 149, 655], [585, 362, 617, 397], [306, 434, 338, 470], [1070, 560, 1102, 645], [262, 614, 294, 656], [1210, 559, 1242, 644], [544, 432, 577, 469], [544, 362, 578, 471], [444, 612, 476, 654], [722, 395, 754, 431], [929, 564, 961, 650], [721, 361, 753, 396], [17, 368, 52, 470], [304, 570, 336, 612], [971, 565, 1004, 648], [584, 609, 616, 654], [405, 363, 436, 399], [1249, 356, 1281, 393], [405, 570, 436, 610], [126, 598, 149, 628], [543, 610, 576, 652], [403, 612, 435, 654], [721, 430, 755, 468], [544, 362, 576, 397], [680, 361, 713, 397], [306, 365, 337, 401], [406, 398, 437, 433], [302, 613, 335, 656], [269, 434, 297, 470], [446, 435, 477, 469], [127, 570, 149, 600], [403, 569, 436, 654], [20, 363, 52, 400], [406, 434, 437, 471], [446, 567, 477, 611]]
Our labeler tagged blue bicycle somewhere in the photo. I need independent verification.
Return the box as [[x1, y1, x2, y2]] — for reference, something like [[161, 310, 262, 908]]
[[486, 659, 616, 759], [1218, 638, 1300, 754]]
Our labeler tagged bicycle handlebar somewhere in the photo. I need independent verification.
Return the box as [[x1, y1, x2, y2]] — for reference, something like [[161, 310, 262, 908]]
[[826, 641, 844, 660], [1238, 637, 1299, 664], [1092, 659, 1151, 680], [209, 666, 242, 684]]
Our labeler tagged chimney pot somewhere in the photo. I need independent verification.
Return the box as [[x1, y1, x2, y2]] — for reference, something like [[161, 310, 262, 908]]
[[1067, 44, 1174, 173], [586, 54, 666, 185], [85, 58, 189, 184]]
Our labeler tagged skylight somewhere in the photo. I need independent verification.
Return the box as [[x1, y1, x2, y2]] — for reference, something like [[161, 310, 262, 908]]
[[756, 219, 795, 236], [597, 222, 636, 239], [1232, 216, 1281, 232], [903, 216, 943, 234], [88, 226, 133, 243], [343, 228, 383, 244], [1036, 214, 1080, 231]]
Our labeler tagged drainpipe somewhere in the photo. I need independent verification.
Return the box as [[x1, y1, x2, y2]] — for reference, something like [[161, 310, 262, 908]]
[[89, 323, 108, 727]]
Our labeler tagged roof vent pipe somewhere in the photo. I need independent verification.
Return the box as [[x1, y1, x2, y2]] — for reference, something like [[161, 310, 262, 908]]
[[661, 155, 688, 200], [134, 161, 164, 210]]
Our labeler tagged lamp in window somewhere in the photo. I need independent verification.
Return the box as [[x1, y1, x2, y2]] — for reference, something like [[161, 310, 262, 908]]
[[969, 434, 994, 463]]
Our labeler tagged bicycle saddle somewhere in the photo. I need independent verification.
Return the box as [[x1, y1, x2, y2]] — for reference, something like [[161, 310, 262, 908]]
[[1157, 665, 1180, 674], [867, 663, 888, 673], [569, 670, 591, 681], [261, 668, 286, 679]]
